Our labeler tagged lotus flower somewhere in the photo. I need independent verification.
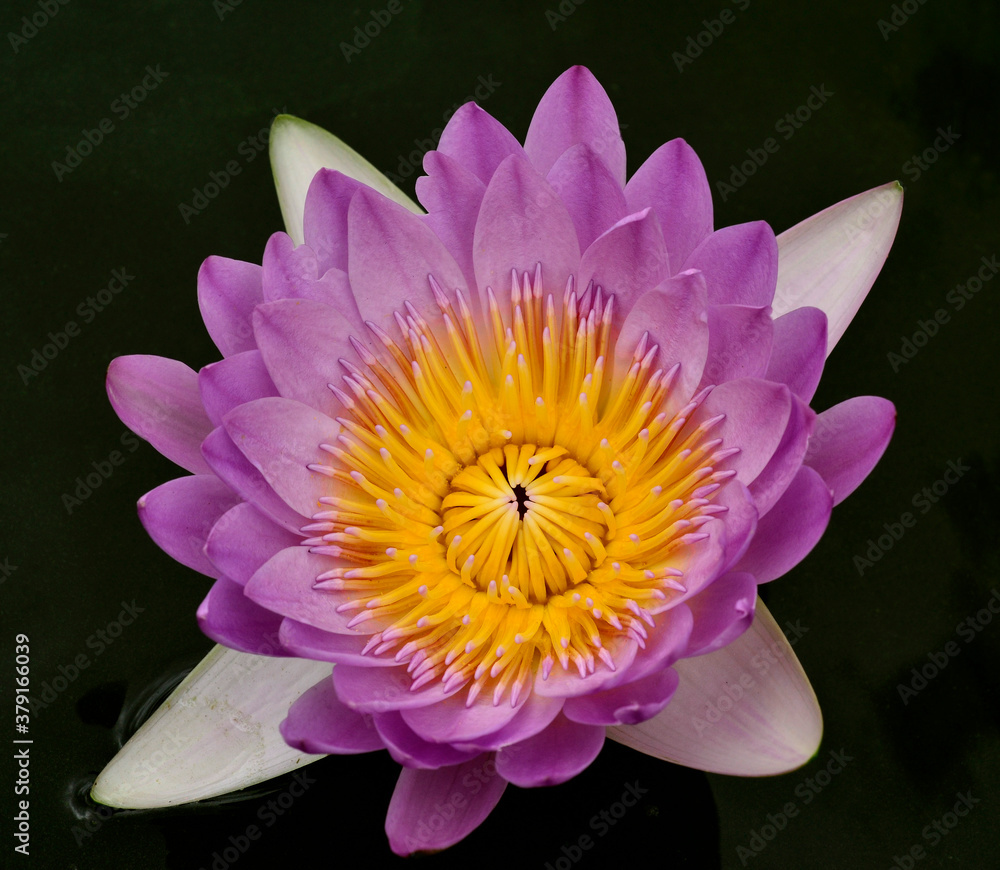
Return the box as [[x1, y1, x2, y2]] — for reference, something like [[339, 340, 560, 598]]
[[94, 67, 900, 855]]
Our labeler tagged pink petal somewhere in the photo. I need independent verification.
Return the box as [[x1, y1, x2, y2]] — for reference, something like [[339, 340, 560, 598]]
[[197, 256, 263, 358], [608, 598, 822, 775], [699, 304, 774, 388], [278, 619, 396, 666], [437, 102, 524, 185], [563, 669, 680, 726], [682, 221, 777, 307], [374, 711, 481, 769], [222, 396, 339, 519], [764, 306, 827, 403], [524, 66, 626, 186], [302, 169, 364, 274], [683, 572, 757, 657], [494, 714, 605, 787], [252, 298, 356, 416], [625, 138, 713, 268], [347, 187, 469, 333], [578, 208, 670, 323], [205, 501, 299, 586], [455, 693, 565, 751], [774, 181, 903, 353], [805, 396, 896, 505], [197, 577, 288, 654], [107, 355, 214, 475], [400, 687, 527, 744], [280, 676, 384, 754], [472, 154, 580, 301], [198, 351, 278, 427], [746, 394, 814, 516], [137, 475, 242, 577], [385, 754, 506, 856], [546, 143, 629, 251], [735, 466, 832, 583], [200, 427, 306, 534], [333, 662, 462, 712]]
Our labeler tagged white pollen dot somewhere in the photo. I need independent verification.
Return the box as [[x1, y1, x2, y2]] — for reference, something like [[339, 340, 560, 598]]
[[629, 533, 640, 544], [586, 598, 594, 607], [409, 554, 418, 565], [462, 615, 471, 626], [572, 593, 581, 602], [418, 585, 428, 596], [502, 430, 513, 439], [644, 570, 655, 579], [385, 548, 397, 557], [380, 447, 390, 459]]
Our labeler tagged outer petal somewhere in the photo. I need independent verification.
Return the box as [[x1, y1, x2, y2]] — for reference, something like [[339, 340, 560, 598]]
[[524, 66, 626, 186], [546, 143, 628, 251], [805, 396, 896, 504], [107, 355, 214, 475], [205, 501, 300, 586], [437, 102, 524, 185], [279, 619, 397, 667], [302, 168, 364, 274], [494, 714, 605, 787], [198, 350, 278, 427], [562, 669, 680, 726], [374, 711, 481, 769], [269, 114, 420, 245], [699, 304, 774, 388], [197, 256, 264, 358], [735, 466, 832, 583], [683, 221, 778, 308], [280, 676, 384, 754], [385, 754, 506, 856], [764, 307, 827, 403], [607, 598, 822, 775], [682, 571, 757, 657], [625, 138, 713, 267], [473, 154, 580, 300], [197, 577, 288, 654], [137, 475, 242, 578], [91, 646, 330, 808], [774, 181, 903, 353]]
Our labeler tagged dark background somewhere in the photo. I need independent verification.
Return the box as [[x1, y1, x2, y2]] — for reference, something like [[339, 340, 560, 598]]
[[3, 0, 999, 867]]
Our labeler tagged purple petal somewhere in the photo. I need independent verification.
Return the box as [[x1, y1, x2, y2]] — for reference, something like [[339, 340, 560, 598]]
[[348, 187, 468, 334], [417, 151, 486, 299], [332, 662, 462, 712], [252, 298, 356, 416], [197, 577, 288, 655], [625, 138, 712, 268], [494, 714, 605, 787], [563, 669, 680, 726], [302, 168, 363, 274], [774, 181, 903, 352], [385, 754, 506, 856], [747, 394, 815, 516], [533, 634, 639, 699], [455, 693, 565, 751], [473, 154, 580, 301], [198, 351, 278, 428], [437, 102, 524, 185], [578, 209, 670, 322], [736, 466, 832, 583], [614, 269, 710, 410], [805, 396, 896, 504], [107, 355, 214, 475], [524, 66, 626, 186], [765, 307, 827, 403], [137, 475, 241, 577], [205, 501, 299, 585], [608, 598, 822, 775], [280, 676, 384, 754], [683, 221, 778, 307], [374, 711, 481, 769], [400, 687, 527, 744], [222, 397, 339, 519], [699, 304, 774, 388], [683, 572, 757, 656], [611, 604, 693, 685], [715, 480, 758, 571], [200, 427, 306, 534], [546, 143, 629, 251], [197, 256, 263, 358], [245, 546, 362, 635], [279, 619, 397, 666]]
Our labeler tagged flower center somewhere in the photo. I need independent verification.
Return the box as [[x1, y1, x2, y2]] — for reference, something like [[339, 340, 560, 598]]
[[303, 268, 737, 705]]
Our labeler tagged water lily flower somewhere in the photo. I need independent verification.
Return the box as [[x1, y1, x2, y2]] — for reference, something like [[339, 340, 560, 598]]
[[94, 67, 900, 855]]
